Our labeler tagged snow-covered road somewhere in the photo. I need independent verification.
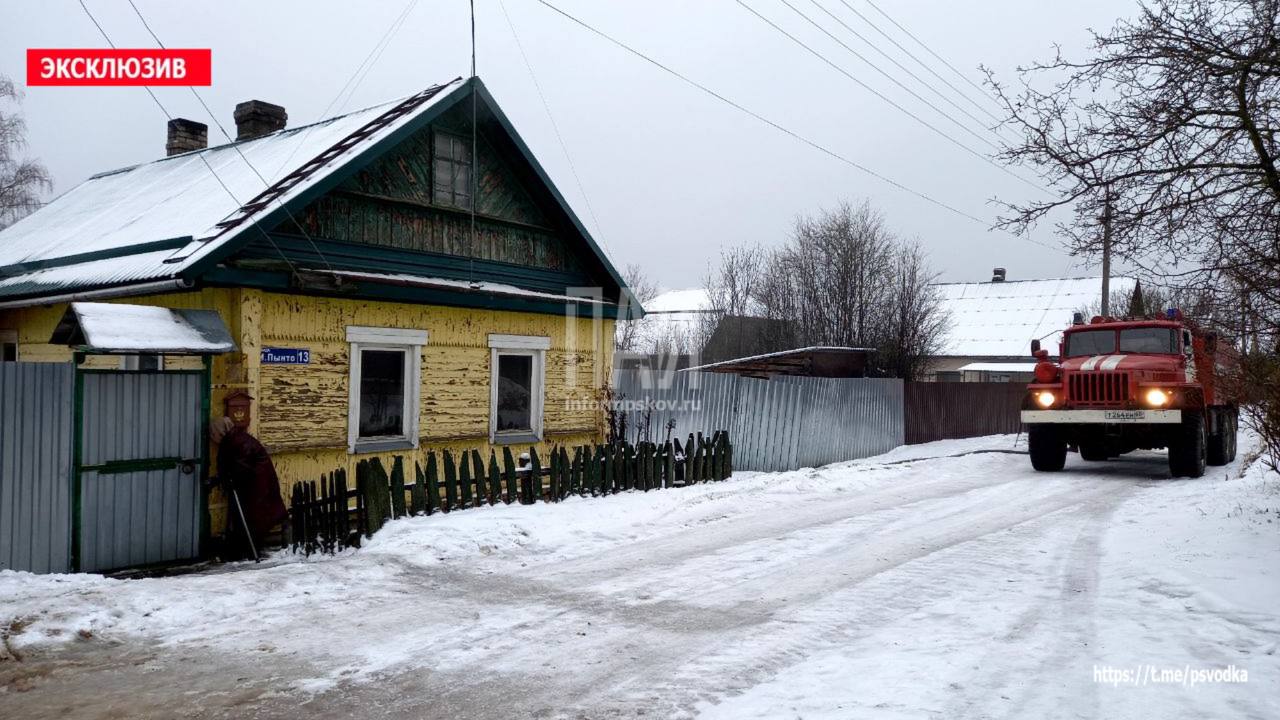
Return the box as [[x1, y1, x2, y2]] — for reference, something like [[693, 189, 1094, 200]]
[[2, 435, 1277, 719]]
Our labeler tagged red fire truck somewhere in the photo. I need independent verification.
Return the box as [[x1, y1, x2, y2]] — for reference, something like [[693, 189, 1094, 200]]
[[1020, 310, 1238, 478]]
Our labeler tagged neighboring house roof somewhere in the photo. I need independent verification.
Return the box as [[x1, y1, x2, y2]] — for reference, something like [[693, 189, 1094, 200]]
[[684, 345, 873, 378], [933, 275, 1138, 358], [645, 288, 711, 314], [0, 77, 626, 309], [956, 362, 1038, 373], [627, 288, 712, 352]]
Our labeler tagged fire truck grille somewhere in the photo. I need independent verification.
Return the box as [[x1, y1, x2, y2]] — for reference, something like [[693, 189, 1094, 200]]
[[1068, 372, 1130, 405]]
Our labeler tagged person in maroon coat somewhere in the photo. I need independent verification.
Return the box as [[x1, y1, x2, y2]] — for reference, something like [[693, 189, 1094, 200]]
[[211, 417, 288, 560]]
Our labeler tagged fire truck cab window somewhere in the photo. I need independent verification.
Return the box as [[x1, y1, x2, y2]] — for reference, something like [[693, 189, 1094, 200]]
[[1065, 329, 1115, 356], [1119, 327, 1177, 354]]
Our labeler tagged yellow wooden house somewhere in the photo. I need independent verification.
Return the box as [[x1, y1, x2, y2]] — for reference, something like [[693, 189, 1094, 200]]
[[0, 77, 632, 536]]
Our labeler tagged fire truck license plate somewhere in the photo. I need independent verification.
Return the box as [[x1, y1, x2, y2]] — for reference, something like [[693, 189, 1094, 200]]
[[1104, 410, 1146, 421]]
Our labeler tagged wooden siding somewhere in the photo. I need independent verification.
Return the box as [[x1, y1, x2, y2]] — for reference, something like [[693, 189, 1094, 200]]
[[291, 193, 578, 272], [283, 104, 582, 275], [255, 292, 609, 450], [0, 288, 614, 536]]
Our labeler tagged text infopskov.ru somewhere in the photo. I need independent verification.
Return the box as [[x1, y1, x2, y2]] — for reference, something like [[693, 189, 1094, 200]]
[[1093, 664, 1248, 688], [562, 397, 701, 413]]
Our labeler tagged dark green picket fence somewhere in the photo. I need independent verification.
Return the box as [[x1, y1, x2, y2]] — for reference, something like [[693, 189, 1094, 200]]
[[289, 431, 732, 556]]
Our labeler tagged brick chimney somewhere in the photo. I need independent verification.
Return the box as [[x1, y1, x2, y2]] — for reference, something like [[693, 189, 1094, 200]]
[[165, 118, 208, 156], [991, 267, 1007, 282], [233, 100, 287, 141]]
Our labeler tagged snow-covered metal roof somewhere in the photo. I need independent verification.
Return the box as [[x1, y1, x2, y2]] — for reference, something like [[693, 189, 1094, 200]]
[[50, 302, 236, 354], [957, 362, 1038, 372], [626, 288, 713, 353], [0, 79, 465, 301], [934, 275, 1137, 359], [684, 345, 875, 372]]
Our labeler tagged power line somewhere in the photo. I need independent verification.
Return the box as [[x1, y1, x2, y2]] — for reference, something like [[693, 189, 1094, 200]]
[[125, 0, 337, 276], [777, 0, 999, 151], [531, 0, 1068, 256], [497, 0, 612, 257], [833, 0, 1002, 123], [273, 0, 420, 177], [740, 0, 1046, 194], [334, 0, 421, 115], [78, 0, 303, 279], [807, 0, 1011, 139], [862, 0, 1003, 112], [468, 0, 478, 288], [532, 0, 990, 226]]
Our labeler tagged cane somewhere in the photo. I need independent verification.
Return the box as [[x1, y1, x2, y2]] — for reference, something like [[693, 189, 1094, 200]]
[[228, 486, 260, 563]]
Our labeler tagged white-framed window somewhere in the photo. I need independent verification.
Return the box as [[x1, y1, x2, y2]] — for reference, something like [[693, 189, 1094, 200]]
[[346, 326, 428, 453], [120, 354, 164, 371], [0, 330, 16, 362], [489, 334, 548, 444]]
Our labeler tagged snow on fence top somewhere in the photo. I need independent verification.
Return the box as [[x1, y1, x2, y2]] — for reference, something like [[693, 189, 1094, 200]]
[[934, 275, 1136, 358], [0, 79, 465, 300]]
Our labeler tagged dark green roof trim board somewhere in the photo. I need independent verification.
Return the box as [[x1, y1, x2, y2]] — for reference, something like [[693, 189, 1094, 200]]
[[199, 266, 623, 320], [229, 234, 594, 294], [182, 77, 632, 310], [0, 236, 192, 279]]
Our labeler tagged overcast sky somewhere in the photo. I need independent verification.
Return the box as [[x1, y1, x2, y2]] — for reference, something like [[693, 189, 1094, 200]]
[[2, 0, 1130, 290]]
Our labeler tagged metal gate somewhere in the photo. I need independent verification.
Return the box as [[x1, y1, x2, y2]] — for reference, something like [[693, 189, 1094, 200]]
[[75, 369, 208, 572], [0, 362, 74, 574]]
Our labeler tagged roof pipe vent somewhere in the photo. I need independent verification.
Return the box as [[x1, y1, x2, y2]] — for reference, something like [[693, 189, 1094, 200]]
[[166, 118, 208, 156], [233, 100, 287, 141], [991, 267, 1007, 282]]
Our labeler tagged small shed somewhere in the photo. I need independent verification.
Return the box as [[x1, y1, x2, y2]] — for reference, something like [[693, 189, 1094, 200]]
[[683, 346, 874, 380]]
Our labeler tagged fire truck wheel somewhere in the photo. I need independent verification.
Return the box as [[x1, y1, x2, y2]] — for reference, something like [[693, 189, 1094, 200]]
[[1169, 411, 1206, 478], [1028, 426, 1067, 472], [1226, 412, 1238, 462], [1207, 409, 1238, 466], [1078, 440, 1108, 462]]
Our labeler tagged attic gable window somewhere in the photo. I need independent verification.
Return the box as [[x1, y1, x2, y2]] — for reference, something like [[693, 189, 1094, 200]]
[[432, 130, 472, 210]]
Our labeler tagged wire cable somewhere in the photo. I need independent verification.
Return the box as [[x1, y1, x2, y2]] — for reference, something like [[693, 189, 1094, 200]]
[[741, 0, 1046, 194], [531, 0, 1067, 255], [834, 0, 1001, 122], [125, 0, 337, 276], [498, 0, 611, 256], [273, 0, 419, 177], [862, 0, 1002, 111], [468, 0, 479, 288], [784, 0, 1000, 151], [78, 0, 304, 279], [807, 0, 1010, 138]]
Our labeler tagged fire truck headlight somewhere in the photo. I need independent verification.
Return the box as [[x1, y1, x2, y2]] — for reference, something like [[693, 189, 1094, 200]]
[[1144, 388, 1170, 407], [1035, 391, 1056, 408]]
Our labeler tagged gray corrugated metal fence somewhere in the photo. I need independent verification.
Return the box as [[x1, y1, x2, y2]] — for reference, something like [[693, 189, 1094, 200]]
[[79, 372, 204, 572], [0, 363, 74, 574], [613, 370, 903, 472]]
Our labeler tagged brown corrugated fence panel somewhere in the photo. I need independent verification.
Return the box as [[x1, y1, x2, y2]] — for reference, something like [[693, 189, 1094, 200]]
[[903, 382, 1025, 445]]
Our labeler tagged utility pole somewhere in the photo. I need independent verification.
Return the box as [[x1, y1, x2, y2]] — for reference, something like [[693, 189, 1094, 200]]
[[1100, 189, 1112, 317]]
